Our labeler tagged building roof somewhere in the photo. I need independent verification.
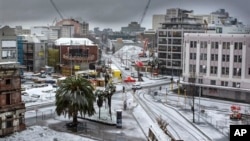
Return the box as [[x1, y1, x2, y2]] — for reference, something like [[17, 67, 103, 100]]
[[18, 35, 41, 43], [54, 38, 95, 46]]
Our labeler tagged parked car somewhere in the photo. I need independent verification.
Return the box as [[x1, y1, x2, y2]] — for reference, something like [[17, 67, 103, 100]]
[[125, 66, 130, 70], [132, 83, 142, 90]]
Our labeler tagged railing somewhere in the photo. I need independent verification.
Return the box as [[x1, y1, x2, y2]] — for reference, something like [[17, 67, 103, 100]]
[[63, 54, 95, 61]]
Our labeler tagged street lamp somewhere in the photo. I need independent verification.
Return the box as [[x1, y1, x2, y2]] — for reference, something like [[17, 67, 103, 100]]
[[184, 88, 187, 109]]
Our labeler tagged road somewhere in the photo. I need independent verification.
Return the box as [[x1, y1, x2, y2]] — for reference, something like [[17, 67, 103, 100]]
[[135, 89, 211, 141]]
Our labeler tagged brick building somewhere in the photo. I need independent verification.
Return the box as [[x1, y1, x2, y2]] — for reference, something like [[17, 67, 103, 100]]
[[54, 38, 99, 76], [0, 62, 25, 136]]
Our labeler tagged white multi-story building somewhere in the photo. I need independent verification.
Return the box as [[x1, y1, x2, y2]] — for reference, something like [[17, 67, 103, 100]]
[[183, 33, 250, 102]]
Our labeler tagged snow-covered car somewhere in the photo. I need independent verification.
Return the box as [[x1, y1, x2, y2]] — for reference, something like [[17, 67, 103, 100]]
[[132, 83, 142, 90]]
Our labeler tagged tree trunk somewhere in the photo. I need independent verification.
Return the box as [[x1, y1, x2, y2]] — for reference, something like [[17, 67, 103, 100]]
[[73, 112, 78, 126], [99, 108, 101, 119]]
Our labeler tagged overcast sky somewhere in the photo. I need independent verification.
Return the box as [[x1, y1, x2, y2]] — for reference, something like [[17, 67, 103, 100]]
[[0, 0, 249, 31]]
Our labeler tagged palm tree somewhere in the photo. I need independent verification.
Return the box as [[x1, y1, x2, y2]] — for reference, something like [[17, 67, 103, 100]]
[[94, 89, 104, 119], [55, 76, 96, 127]]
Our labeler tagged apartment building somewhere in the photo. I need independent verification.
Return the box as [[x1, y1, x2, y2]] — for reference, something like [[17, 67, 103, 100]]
[[183, 33, 250, 102], [157, 8, 205, 76]]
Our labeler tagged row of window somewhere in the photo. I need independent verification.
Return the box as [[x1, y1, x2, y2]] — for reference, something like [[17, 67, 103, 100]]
[[189, 53, 242, 63], [197, 79, 241, 88], [189, 41, 243, 50], [189, 65, 242, 76]]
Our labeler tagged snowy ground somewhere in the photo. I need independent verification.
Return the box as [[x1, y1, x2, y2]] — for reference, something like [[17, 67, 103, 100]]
[[4, 126, 96, 141]]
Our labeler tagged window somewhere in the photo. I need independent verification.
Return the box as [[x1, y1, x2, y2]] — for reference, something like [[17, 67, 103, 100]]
[[211, 42, 218, 49], [226, 55, 230, 62], [6, 115, 13, 128], [233, 68, 241, 76], [189, 64, 196, 73], [211, 54, 214, 61], [210, 80, 216, 85], [222, 55, 230, 62], [5, 79, 11, 85], [211, 42, 215, 49], [234, 55, 242, 63], [222, 42, 226, 49], [222, 55, 226, 62], [190, 41, 193, 48], [227, 42, 230, 49], [211, 54, 218, 61], [1, 50, 17, 59], [199, 65, 206, 73], [234, 42, 238, 50], [200, 53, 207, 60], [215, 42, 219, 49], [19, 113, 24, 125], [234, 55, 237, 62], [222, 67, 229, 75], [233, 82, 240, 88], [215, 54, 218, 61], [204, 41, 207, 48], [194, 41, 197, 48], [6, 94, 11, 105], [200, 41, 204, 48], [190, 53, 196, 60], [210, 66, 218, 74], [198, 79, 203, 84], [221, 81, 228, 86], [239, 42, 243, 50]]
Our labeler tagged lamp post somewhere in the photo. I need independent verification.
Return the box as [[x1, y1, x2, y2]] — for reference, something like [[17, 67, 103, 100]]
[[198, 65, 205, 123], [184, 88, 186, 109]]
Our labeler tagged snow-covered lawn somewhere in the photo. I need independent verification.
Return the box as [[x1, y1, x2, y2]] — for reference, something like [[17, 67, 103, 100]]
[[4, 126, 96, 141]]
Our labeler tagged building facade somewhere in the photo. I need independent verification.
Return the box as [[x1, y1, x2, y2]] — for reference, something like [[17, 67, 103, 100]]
[[0, 26, 17, 62], [157, 8, 205, 76], [17, 35, 46, 72], [152, 14, 165, 31], [183, 33, 250, 102], [56, 19, 89, 37], [121, 22, 146, 36], [0, 62, 26, 136], [54, 38, 99, 76]]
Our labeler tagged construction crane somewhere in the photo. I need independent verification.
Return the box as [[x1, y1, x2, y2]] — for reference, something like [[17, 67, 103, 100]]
[[139, 0, 151, 25], [138, 38, 148, 57], [50, 0, 64, 20]]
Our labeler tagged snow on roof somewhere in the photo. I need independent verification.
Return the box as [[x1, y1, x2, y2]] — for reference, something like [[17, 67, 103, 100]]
[[54, 38, 95, 46], [19, 35, 41, 43]]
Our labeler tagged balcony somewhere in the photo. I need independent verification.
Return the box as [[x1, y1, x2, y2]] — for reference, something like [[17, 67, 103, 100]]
[[0, 102, 25, 113], [63, 54, 95, 62]]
